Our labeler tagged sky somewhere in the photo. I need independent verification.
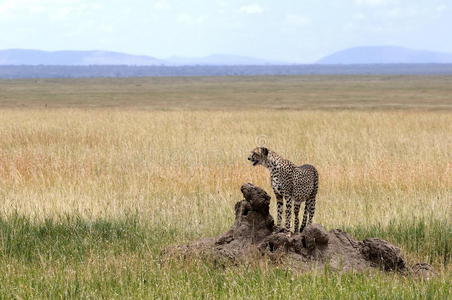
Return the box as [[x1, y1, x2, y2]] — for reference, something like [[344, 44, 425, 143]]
[[0, 0, 451, 63]]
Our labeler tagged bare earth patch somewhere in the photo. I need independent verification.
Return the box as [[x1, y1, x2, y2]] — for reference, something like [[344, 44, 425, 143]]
[[165, 183, 436, 278]]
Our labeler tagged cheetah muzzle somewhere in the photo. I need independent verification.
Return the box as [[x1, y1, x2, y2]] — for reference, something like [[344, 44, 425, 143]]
[[247, 155, 259, 166]]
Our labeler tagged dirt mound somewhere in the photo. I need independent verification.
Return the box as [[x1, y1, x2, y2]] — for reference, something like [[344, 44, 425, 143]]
[[166, 183, 434, 274]]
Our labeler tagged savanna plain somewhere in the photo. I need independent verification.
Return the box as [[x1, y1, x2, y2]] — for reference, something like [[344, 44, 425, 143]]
[[0, 76, 450, 299]]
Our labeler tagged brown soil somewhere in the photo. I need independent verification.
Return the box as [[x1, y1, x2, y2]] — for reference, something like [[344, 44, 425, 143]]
[[165, 183, 435, 276]]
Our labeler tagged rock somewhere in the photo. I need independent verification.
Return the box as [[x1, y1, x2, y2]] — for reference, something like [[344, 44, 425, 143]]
[[301, 224, 330, 249], [411, 262, 436, 279], [360, 238, 406, 271], [165, 183, 427, 275], [258, 232, 291, 254], [216, 183, 274, 247]]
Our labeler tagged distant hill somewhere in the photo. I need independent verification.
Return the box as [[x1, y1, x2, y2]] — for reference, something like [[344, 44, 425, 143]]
[[0, 49, 164, 65], [0, 49, 281, 66], [317, 46, 452, 64]]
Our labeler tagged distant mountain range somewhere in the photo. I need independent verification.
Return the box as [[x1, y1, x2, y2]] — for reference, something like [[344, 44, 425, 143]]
[[0, 49, 162, 65], [317, 46, 452, 64], [1, 46, 452, 66], [0, 49, 280, 66]]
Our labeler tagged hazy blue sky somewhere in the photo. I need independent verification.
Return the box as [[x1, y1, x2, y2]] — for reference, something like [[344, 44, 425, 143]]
[[1, 0, 451, 62]]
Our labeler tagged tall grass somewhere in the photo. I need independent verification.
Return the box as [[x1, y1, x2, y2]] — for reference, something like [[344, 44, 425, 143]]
[[0, 107, 450, 298], [0, 110, 449, 229]]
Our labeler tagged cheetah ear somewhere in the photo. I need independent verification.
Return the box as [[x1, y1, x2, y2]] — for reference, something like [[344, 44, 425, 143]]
[[261, 147, 268, 156]]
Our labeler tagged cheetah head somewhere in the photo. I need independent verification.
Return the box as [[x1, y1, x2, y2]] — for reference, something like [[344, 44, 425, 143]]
[[248, 147, 269, 166]]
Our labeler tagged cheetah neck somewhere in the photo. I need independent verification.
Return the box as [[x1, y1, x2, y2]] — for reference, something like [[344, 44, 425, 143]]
[[264, 151, 294, 172]]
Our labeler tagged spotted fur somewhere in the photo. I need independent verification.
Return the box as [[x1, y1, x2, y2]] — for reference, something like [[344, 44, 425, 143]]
[[248, 147, 319, 233]]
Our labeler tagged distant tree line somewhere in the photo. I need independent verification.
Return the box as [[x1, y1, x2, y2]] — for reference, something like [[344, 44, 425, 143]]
[[1, 64, 452, 79]]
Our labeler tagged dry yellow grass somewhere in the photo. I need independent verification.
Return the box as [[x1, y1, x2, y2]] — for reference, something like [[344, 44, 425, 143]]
[[0, 109, 450, 236]]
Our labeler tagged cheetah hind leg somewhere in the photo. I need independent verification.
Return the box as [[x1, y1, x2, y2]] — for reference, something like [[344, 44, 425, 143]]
[[299, 201, 309, 233], [300, 197, 316, 233], [307, 197, 316, 225]]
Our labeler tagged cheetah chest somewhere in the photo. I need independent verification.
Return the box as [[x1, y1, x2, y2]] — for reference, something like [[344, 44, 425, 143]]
[[270, 172, 291, 196], [271, 176, 283, 194]]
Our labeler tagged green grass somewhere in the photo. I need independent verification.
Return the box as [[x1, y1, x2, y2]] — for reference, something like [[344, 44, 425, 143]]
[[0, 215, 450, 299], [0, 214, 181, 263], [346, 219, 451, 267]]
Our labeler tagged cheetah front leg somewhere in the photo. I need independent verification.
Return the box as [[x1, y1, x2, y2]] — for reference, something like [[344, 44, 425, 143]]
[[275, 193, 284, 227], [285, 196, 292, 230], [293, 200, 301, 233]]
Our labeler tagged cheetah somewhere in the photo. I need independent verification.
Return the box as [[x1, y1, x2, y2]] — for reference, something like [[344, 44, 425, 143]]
[[248, 147, 318, 233]]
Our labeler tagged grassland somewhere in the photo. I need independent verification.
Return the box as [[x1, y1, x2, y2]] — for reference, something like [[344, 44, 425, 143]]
[[1, 75, 452, 110], [0, 76, 451, 298]]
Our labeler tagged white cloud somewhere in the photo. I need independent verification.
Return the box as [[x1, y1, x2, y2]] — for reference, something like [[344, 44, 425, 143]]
[[436, 4, 447, 12], [239, 4, 263, 15], [285, 14, 310, 26], [154, 0, 171, 10], [0, 0, 101, 19], [0, 1, 16, 16], [353, 0, 392, 6], [98, 23, 114, 34], [177, 13, 206, 25], [353, 12, 366, 20], [385, 7, 419, 18]]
